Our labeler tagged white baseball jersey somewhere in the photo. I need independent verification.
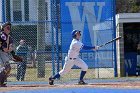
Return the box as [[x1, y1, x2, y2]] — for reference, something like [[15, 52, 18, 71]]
[[67, 39, 83, 58], [59, 39, 88, 76]]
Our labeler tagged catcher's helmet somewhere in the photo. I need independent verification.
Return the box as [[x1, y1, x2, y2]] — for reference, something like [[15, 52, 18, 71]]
[[1, 22, 11, 31], [71, 29, 81, 38]]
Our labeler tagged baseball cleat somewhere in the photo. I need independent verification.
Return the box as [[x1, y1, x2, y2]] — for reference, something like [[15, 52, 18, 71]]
[[78, 80, 87, 85], [49, 77, 54, 85]]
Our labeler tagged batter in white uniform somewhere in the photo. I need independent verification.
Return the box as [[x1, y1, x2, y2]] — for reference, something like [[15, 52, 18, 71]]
[[49, 30, 98, 85]]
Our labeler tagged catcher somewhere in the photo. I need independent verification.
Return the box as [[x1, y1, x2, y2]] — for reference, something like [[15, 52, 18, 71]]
[[0, 22, 22, 87]]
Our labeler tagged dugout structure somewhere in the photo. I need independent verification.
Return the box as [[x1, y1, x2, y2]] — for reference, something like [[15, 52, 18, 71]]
[[116, 13, 140, 77]]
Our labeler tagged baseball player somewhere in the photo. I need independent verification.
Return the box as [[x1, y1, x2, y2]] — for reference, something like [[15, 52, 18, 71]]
[[0, 22, 13, 87], [49, 29, 98, 85]]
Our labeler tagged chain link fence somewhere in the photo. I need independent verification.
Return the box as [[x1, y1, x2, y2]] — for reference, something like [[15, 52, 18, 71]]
[[1, 0, 138, 84]]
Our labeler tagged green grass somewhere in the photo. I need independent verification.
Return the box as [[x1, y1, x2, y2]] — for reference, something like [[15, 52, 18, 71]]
[[8, 63, 97, 82], [8, 63, 136, 82], [8, 63, 140, 82]]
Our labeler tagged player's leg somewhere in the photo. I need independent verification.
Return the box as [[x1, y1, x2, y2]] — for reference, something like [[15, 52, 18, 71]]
[[0, 63, 5, 86], [0, 63, 11, 87], [0, 52, 11, 86], [0, 71, 7, 87], [0, 56, 7, 87], [0, 53, 6, 87], [74, 58, 88, 84], [49, 57, 74, 85]]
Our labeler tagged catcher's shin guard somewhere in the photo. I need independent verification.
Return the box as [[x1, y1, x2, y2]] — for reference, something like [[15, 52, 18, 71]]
[[0, 70, 7, 85], [4, 64, 11, 76], [0, 64, 11, 87]]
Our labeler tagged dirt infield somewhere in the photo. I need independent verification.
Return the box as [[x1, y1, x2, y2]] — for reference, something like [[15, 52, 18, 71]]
[[0, 81, 140, 92]]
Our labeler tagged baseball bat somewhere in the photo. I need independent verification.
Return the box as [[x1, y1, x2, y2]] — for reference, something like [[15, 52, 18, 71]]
[[98, 36, 121, 48]]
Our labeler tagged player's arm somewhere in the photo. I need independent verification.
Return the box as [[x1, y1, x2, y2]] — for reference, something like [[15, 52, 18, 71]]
[[82, 45, 99, 50], [2, 42, 13, 53], [82, 45, 95, 50], [1, 36, 14, 53]]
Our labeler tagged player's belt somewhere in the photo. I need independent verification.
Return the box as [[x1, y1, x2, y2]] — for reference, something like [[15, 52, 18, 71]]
[[69, 58, 76, 60]]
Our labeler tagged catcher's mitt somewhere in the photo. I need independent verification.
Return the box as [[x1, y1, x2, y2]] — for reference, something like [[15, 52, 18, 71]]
[[10, 51, 23, 62], [12, 55, 23, 62]]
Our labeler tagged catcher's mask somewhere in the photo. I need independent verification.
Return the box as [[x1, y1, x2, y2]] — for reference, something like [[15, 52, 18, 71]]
[[1, 22, 11, 31], [71, 29, 81, 38]]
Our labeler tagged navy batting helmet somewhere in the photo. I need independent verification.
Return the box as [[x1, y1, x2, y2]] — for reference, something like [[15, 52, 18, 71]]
[[71, 29, 81, 38]]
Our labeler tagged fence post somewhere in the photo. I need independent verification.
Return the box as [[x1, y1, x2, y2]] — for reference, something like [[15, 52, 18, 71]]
[[2, 0, 6, 22], [37, 0, 46, 78]]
